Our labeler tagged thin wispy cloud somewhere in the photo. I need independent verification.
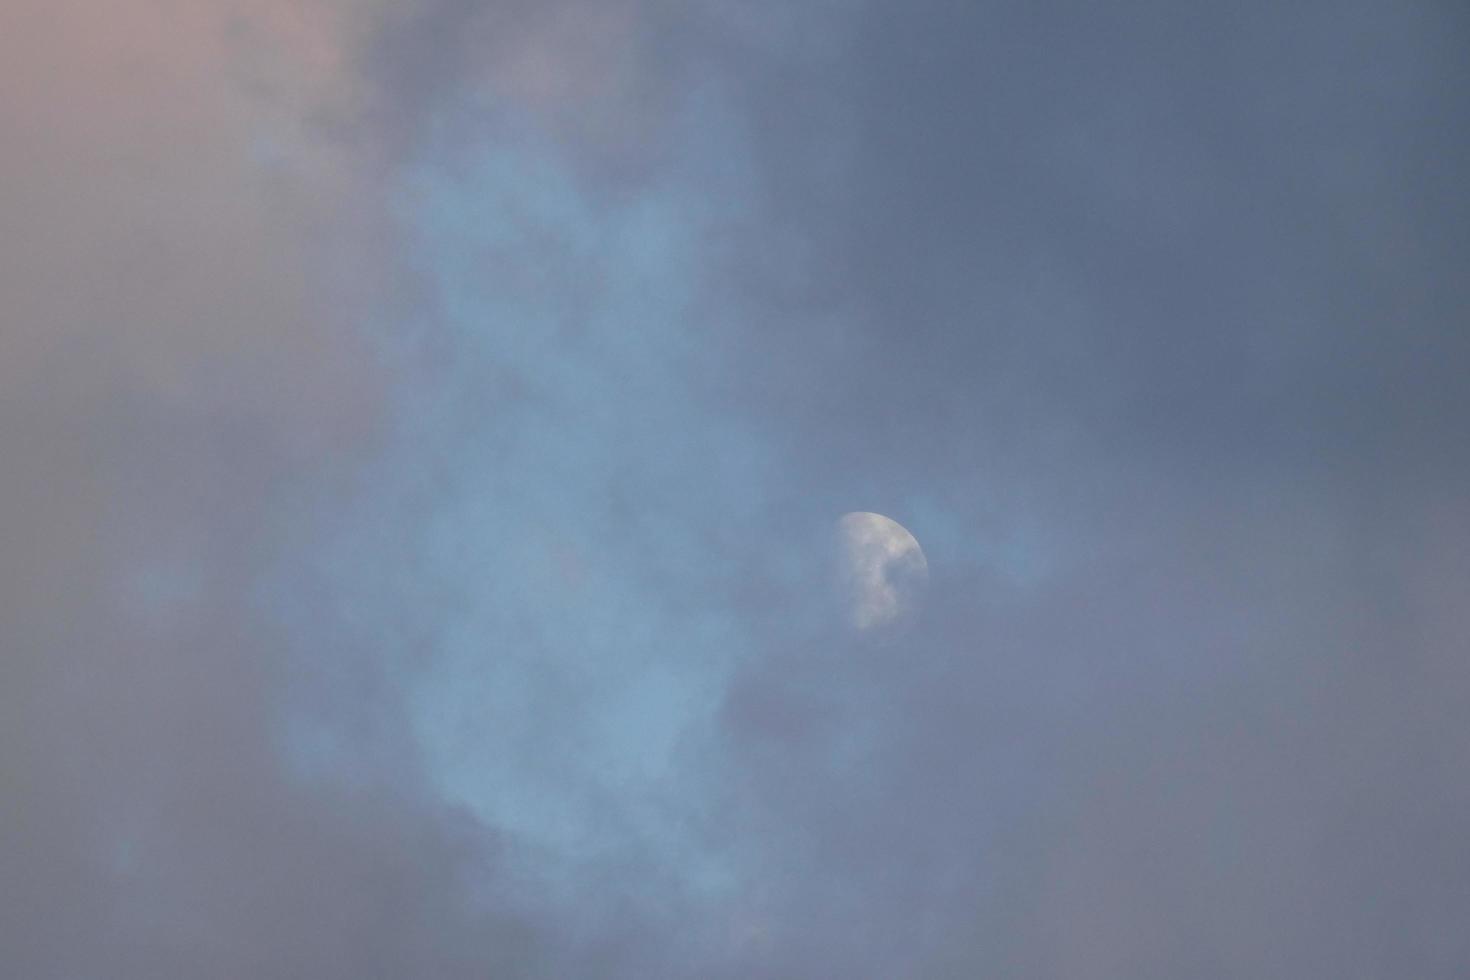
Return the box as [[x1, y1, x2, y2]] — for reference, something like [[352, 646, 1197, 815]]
[[5, 1, 1468, 976]]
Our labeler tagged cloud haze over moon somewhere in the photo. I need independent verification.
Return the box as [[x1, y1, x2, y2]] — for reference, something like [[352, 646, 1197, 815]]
[[836, 512, 928, 630], [4, 0, 1470, 977]]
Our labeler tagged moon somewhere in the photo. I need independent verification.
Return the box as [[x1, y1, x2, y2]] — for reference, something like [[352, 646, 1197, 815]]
[[836, 512, 928, 630]]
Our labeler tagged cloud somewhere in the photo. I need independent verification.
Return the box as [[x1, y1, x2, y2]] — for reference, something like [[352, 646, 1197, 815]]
[[0, 2, 510, 974], [6, 0, 1470, 977]]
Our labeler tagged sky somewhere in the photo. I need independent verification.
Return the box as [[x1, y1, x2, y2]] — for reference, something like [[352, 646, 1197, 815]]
[[4, 0, 1469, 976]]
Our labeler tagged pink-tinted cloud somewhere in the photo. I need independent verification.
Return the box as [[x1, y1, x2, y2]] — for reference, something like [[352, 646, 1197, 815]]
[[1, 0, 384, 450]]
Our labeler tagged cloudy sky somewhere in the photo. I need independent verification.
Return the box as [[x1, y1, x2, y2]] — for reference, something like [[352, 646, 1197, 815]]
[[5, 1, 1469, 976]]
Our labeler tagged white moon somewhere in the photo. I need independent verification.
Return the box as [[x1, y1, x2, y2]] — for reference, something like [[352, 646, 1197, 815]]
[[836, 512, 929, 630]]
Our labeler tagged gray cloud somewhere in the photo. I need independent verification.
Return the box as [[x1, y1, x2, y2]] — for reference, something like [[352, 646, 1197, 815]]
[[6, 0, 1469, 977]]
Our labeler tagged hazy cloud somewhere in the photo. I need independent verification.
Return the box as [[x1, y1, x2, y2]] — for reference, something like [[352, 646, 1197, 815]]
[[6, 1, 1469, 976]]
